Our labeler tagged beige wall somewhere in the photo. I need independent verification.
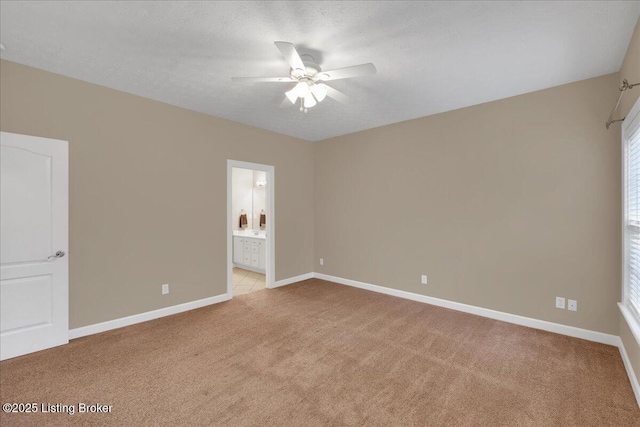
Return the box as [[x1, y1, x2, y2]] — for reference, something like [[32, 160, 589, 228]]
[[619, 18, 640, 390], [0, 60, 315, 329], [314, 73, 622, 334]]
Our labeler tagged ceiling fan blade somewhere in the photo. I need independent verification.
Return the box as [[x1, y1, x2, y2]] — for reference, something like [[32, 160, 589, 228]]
[[316, 63, 376, 81], [231, 76, 294, 83], [325, 85, 350, 104], [274, 41, 306, 74]]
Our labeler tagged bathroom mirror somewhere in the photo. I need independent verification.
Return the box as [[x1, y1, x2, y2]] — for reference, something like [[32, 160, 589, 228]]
[[252, 170, 267, 230], [232, 168, 267, 231]]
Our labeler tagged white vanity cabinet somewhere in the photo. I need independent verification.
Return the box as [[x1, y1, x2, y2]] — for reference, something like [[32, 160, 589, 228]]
[[233, 236, 266, 272]]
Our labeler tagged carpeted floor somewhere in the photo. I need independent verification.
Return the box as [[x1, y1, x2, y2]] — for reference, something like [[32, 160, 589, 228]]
[[1, 279, 638, 426]]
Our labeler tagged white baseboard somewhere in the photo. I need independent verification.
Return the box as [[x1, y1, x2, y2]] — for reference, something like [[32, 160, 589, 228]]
[[619, 303, 640, 348], [69, 293, 230, 340], [618, 336, 640, 408], [273, 272, 315, 288], [313, 272, 619, 346]]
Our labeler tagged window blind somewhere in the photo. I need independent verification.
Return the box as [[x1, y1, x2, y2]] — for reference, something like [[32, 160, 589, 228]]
[[626, 125, 640, 320]]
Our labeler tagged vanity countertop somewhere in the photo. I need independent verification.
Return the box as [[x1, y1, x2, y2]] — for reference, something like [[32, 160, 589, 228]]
[[233, 230, 267, 240]]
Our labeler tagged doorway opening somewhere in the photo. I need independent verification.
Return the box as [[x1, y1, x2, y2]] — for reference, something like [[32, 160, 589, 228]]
[[227, 160, 275, 297]]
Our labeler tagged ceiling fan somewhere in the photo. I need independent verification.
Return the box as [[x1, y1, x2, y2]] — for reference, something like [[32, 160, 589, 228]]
[[232, 42, 376, 113]]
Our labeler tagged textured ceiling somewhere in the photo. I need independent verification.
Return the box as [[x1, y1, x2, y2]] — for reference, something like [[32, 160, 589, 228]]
[[1, 1, 639, 141]]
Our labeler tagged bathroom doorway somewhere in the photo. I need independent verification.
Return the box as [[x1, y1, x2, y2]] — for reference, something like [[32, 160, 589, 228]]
[[227, 160, 275, 297]]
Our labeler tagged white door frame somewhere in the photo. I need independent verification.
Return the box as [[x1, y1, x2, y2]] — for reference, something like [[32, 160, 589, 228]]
[[227, 160, 275, 297]]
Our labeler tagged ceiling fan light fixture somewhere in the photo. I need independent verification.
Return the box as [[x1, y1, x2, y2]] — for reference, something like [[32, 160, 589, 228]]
[[304, 93, 317, 108], [232, 41, 375, 113], [311, 84, 328, 102]]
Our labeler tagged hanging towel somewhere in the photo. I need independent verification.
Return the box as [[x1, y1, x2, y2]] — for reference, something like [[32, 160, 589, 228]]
[[260, 212, 266, 228], [239, 213, 248, 228]]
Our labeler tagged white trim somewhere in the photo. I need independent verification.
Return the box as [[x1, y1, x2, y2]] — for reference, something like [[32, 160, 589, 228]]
[[618, 335, 640, 408], [314, 273, 619, 346], [227, 160, 276, 298], [620, 302, 640, 348], [273, 273, 315, 288], [68, 293, 230, 340]]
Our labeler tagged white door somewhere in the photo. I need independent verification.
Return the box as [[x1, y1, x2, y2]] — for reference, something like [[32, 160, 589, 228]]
[[1, 132, 69, 360]]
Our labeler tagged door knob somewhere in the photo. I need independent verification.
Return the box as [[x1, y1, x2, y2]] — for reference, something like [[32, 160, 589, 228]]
[[47, 251, 65, 261]]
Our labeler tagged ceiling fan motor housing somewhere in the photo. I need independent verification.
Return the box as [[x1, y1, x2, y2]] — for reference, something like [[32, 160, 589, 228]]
[[291, 55, 321, 79]]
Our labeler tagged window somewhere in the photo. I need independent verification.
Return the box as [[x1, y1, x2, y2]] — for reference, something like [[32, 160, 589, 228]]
[[623, 97, 640, 323]]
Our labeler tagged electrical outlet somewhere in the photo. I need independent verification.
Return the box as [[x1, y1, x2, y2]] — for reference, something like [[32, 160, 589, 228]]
[[162, 284, 169, 295], [568, 299, 577, 311], [320, 258, 324, 266], [421, 275, 428, 285], [555, 297, 565, 309]]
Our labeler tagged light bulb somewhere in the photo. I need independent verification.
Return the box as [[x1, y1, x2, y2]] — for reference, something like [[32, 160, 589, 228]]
[[295, 81, 310, 97], [304, 93, 317, 108], [311, 84, 328, 102]]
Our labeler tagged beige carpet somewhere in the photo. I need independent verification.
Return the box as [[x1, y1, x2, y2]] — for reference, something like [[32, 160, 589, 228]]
[[1, 279, 638, 426]]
